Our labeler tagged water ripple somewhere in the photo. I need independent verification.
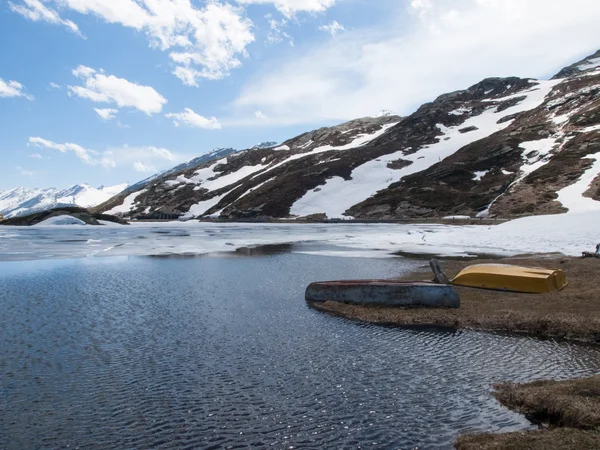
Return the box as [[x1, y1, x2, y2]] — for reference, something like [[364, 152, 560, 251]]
[[1, 254, 600, 449]]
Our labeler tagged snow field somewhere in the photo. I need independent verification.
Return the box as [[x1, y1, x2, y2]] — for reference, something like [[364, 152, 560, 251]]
[[291, 80, 561, 219]]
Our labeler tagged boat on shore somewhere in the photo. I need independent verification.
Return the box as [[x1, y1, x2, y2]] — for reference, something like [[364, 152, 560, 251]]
[[451, 264, 567, 293], [305, 280, 460, 308]]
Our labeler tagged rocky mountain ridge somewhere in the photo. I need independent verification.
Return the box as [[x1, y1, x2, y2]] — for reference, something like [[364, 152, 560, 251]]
[[95, 50, 600, 221]]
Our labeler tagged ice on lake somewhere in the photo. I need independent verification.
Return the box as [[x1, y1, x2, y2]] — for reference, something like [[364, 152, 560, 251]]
[[0, 210, 597, 261]]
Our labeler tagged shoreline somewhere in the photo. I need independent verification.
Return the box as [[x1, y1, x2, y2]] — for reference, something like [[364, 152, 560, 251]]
[[456, 376, 600, 449], [308, 254, 600, 448], [308, 255, 600, 343]]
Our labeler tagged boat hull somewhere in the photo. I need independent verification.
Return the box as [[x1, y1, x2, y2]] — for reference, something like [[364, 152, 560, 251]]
[[305, 280, 460, 308], [451, 264, 568, 293]]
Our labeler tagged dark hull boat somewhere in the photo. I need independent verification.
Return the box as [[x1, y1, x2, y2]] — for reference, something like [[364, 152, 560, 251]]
[[305, 280, 460, 308]]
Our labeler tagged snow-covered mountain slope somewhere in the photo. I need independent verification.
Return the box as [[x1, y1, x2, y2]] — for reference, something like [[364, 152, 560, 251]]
[[351, 51, 600, 219], [121, 147, 240, 197], [95, 116, 401, 219], [97, 50, 600, 221], [0, 183, 127, 218]]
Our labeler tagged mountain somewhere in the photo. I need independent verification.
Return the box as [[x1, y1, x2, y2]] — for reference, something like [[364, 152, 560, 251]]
[[0, 183, 127, 218], [95, 116, 400, 219], [121, 147, 240, 196], [96, 50, 600, 221], [251, 142, 279, 150]]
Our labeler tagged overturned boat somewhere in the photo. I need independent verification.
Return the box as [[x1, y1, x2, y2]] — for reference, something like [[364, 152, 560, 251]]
[[451, 264, 567, 293], [305, 280, 460, 308]]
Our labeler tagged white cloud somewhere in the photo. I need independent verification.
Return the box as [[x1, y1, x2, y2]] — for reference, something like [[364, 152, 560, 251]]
[[68, 66, 167, 115], [255, 110, 268, 120], [29, 136, 98, 165], [265, 15, 293, 45], [94, 108, 119, 121], [318, 20, 345, 36], [133, 161, 157, 173], [409, 0, 433, 17], [49, 82, 61, 89], [0, 78, 33, 100], [166, 108, 221, 129], [29, 153, 43, 159], [29, 137, 184, 171], [237, 0, 336, 17], [9, 0, 81, 35], [234, 0, 600, 126], [11, 1, 254, 85], [17, 166, 35, 177], [72, 65, 96, 78], [103, 145, 180, 172]]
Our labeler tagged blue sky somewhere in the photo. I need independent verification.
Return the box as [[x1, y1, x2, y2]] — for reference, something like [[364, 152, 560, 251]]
[[1, 0, 599, 190]]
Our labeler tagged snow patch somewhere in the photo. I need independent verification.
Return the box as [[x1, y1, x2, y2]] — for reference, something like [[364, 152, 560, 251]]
[[308, 122, 399, 155], [201, 163, 269, 192], [449, 107, 471, 116], [34, 215, 87, 226], [189, 159, 228, 185], [239, 177, 276, 199], [372, 110, 395, 118], [578, 57, 600, 71], [556, 152, 600, 213], [104, 190, 147, 215], [518, 138, 558, 178], [582, 125, 600, 133], [473, 171, 489, 181]]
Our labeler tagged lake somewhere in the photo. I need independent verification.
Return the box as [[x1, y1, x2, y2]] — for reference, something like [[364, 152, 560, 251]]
[[2, 252, 600, 449]]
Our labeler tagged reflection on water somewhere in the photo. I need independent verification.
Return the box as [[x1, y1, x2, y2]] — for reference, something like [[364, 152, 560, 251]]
[[1, 254, 600, 449]]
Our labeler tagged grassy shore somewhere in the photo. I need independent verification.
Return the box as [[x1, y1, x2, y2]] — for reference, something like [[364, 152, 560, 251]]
[[456, 376, 600, 449], [308, 255, 600, 342]]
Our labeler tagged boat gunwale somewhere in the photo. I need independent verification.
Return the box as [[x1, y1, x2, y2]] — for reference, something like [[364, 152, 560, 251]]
[[308, 280, 451, 288]]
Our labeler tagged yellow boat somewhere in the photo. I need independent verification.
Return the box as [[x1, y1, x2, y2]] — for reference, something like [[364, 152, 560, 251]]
[[451, 264, 567, 293]]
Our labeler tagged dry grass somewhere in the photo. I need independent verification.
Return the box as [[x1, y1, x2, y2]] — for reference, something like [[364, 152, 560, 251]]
[[308, 255, 600, 342], [455, 376, 600, 449], [455, 428, 600, 450], [493, 376, 600, 429]]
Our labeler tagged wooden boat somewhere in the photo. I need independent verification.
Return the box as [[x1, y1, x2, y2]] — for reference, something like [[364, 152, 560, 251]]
[[305, 280, 460, 308], [451, 264, 567, 293]]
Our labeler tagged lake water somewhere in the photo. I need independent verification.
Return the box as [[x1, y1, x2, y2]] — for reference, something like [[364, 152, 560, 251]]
[[1, 252, 600, 449]]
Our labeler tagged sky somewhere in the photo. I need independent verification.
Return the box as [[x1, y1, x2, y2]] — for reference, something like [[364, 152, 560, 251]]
[[1, 0, 599, 191]]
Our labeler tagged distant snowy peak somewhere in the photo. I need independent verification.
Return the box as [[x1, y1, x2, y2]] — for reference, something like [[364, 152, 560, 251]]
[[371, 110, 395, 118], [54, 183, 128, 208], [251, 141, 279, 150], [0, 183, 128, 218]]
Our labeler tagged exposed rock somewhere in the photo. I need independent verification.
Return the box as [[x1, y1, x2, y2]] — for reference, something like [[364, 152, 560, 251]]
[[458, 126, 479, 134], [584, 173, 600, 201], [387, 158, 414, 170]]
